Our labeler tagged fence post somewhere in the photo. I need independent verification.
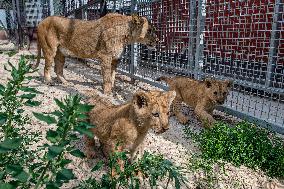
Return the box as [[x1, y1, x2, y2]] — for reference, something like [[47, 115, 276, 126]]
[[11, 0, 19, 49], [265, 0, 280, 87], [194, 0, 207, 80], [187, 0, 197, 74], [129, 0, 137, 82]]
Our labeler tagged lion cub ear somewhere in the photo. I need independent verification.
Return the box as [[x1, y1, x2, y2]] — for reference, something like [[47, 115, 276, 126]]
[[132, 14, 144, 26], [224, 80, 233, 88], [204, 78, 213, 88], [133, 91, 150, 109]]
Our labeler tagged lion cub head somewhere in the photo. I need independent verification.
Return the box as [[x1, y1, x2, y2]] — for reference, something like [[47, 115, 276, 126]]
[[204, 78, 232, 105], [132, 90, 176, 133], [130, 14, 159, 49]]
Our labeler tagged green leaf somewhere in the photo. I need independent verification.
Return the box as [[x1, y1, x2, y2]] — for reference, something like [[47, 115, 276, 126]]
[[54, 98, 65, 109], [74, 125, 94, 138], [0, 171, 5, 179], [47, 145, 64, 160], [0, 183, 15, 189], [56, 169, 75, 182], [50, 110, 62, 117], [59, 159, 72, 167], [91, 161, 104, 172], [0, 83, 5, 93], [19, 93, 36, 99], [70, 149, 86, 158], [46, 130, 60, 143], [78, 104, 94, 113], [6, 165, 29, 182], [33, 112, 57, 125], [78, 113, 88, 119], [0, 113, 7, 125], [20, 87, 43, 94], [46, 182, 60, 189], [25, 100, 41, 107], [0, 138, 22, 153]]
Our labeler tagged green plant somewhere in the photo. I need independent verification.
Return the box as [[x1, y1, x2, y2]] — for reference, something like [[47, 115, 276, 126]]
[[32, 94, 94, 189], [0, 56, 42, 188], [185, 121, 284, 179], [78, 151, 188, 189]]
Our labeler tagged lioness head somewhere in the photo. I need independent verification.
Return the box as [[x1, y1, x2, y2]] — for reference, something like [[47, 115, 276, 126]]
[[131, 14, 159, 49], [204, 78, 233, 105], [132, 90, 176, 134]]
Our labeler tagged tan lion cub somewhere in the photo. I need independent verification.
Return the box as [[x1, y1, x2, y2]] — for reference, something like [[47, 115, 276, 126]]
[[156, 76, 232, 127], [84, 90, 176, 171]]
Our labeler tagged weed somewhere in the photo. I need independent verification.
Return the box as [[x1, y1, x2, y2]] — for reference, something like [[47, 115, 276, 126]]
[[185, 121, 284, 180], [78, 151, 188, 189]]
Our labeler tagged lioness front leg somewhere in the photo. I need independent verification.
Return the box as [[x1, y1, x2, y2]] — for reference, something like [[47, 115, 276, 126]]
[[173, 99, 189, 124], [194, 104, 216, 128], [54, 51, 68, 85]]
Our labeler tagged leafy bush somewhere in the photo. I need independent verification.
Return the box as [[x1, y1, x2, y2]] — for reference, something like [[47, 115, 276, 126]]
[[186, 122, 284, 179], [78, 151, 187, 189]]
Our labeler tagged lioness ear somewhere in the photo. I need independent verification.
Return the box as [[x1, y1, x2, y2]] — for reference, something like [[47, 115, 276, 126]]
[[224, 80, 233, 88], [133, 91, 149, 109], [204, 78, 212, 88]]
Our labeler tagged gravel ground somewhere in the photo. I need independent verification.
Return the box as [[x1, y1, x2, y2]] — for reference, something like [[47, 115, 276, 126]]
[[0, 50, 283, 189]]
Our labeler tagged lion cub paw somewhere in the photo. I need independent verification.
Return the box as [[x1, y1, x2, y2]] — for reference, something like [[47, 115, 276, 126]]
[[177, 114, 190, 124]]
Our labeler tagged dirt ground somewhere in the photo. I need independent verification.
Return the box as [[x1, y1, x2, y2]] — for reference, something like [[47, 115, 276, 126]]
[[0, 50, 283, 189]]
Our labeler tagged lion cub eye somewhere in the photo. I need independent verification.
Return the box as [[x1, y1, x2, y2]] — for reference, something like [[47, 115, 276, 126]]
[[213, 91, 218, 95], [152, 112, 160, 117]]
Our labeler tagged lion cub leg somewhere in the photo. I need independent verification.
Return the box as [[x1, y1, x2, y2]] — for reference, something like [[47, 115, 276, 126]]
[[173, 99, 190, 124], [101, 59, 113, 95], [194, 104, 215, 128], [54, 51, 68, 85], [83, 135, 97, 158]]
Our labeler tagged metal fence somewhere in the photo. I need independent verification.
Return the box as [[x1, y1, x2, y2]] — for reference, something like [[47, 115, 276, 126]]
[[4, 0, 284, 132], [61, 0, 284, 133]]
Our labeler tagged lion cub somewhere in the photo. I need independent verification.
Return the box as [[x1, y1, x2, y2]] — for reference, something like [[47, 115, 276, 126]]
[[156, 76, 232, 127], [84, 90, 176, 161]]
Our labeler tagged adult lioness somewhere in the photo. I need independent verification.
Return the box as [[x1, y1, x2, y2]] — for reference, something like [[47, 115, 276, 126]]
[[34, 13, 159, 94]]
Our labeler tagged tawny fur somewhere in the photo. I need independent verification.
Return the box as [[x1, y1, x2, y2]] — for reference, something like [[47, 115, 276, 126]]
[[34, 13, 158, 94], [84, 90, 176, 162], [157, 76, 232, 127]]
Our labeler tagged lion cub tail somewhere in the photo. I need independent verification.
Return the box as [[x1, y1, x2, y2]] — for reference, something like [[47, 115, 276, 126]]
[[156, 76, 173, 84]]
